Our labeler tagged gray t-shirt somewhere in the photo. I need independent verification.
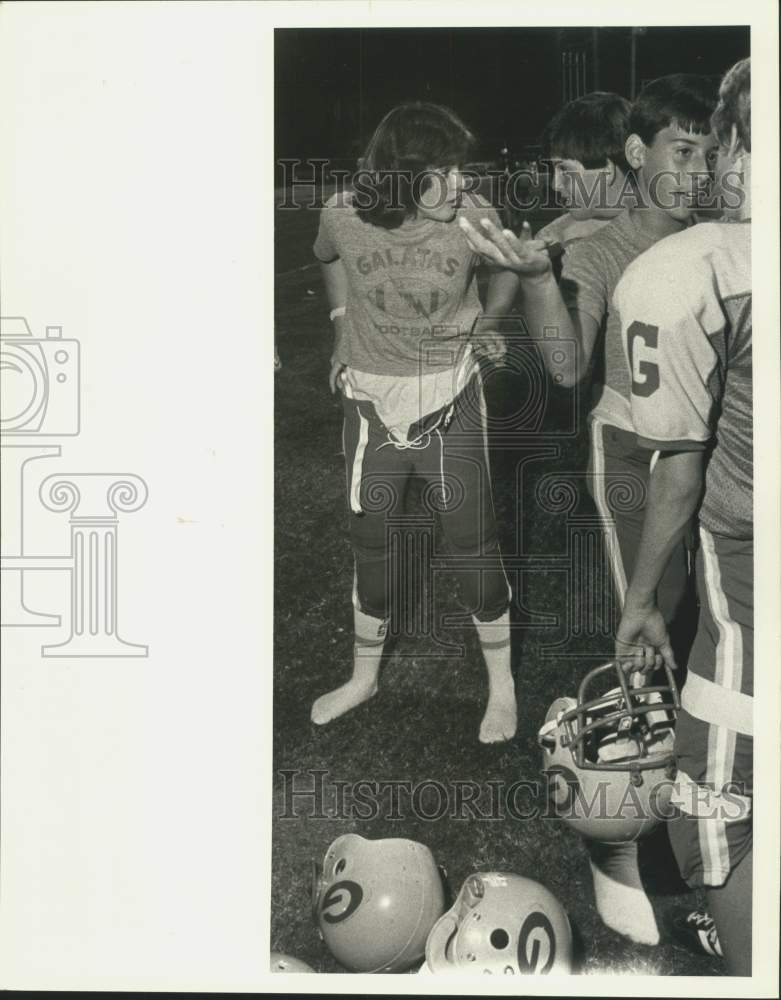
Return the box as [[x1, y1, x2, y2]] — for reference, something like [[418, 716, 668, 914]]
[[313, 190, 502, 376], [535, 214, 609, 250], [559, 209, 659, 430]]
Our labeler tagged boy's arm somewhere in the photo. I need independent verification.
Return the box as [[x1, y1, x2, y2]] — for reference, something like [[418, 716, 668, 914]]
[[320, 258, 349, 392], [616, 450, 704, 672], [517, 270, 600, 387], [482, 267, 521, 318], [471, 268, 521, 364], [459, 216, 600, 386], [613, 251, 716, 673]]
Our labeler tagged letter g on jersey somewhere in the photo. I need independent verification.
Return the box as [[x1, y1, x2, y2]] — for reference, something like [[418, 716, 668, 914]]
[[628, 321, 660, 397]]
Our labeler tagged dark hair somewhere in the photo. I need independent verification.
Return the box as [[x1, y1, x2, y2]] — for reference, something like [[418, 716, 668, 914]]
[[711, 58, 751, 153], [542, 91, 632, 174], [630, 73, 719, 144], [354, 102, 475, 229]]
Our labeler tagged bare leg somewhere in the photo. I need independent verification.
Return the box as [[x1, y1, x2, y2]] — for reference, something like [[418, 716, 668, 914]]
[[473, 609, 516, 743], [310, 607, 386, 725], [588, 840, 660, 945]]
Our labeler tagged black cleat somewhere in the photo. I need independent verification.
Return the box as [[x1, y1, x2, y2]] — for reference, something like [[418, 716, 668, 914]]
[[670, 909, 723, 958]]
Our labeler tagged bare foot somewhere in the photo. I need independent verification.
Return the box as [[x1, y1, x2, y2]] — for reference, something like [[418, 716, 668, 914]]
[[479, 695, 517, 743], [310, 678, 378, 725], [589, 841, 660, 945]]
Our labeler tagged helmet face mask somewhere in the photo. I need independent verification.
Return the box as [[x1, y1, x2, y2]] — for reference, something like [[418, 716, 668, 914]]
[[538, 662, 680, 843], [558, 660, 680, 773]]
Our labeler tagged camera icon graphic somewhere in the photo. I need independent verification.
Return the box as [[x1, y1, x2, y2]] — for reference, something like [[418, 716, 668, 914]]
[[1, 315, 147, 657], [1, 317, 80, 436]]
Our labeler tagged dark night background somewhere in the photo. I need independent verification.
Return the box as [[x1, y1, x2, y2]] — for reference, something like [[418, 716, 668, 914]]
[[272, 24, 752, 975], [275, 26, 750, 171]]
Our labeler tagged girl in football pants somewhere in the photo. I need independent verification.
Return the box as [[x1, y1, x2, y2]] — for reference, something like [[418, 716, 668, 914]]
[[310, 102, 520, 742]]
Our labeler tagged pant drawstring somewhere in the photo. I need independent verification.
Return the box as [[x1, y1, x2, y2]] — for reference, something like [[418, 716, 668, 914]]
[[375, 408, 449, 452], [435, 428, 447, 511]]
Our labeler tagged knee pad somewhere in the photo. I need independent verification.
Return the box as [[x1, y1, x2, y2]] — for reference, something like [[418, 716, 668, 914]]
[[351, 550, 389, 621]]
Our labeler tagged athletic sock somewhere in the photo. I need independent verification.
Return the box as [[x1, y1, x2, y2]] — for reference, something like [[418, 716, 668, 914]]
[[588, 840, 660, 945], [310, 607, 386, 725], [473, 609, 516, 743]]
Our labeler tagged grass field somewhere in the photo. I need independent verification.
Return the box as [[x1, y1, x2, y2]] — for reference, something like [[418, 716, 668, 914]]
[[272, 185, 721, 977]]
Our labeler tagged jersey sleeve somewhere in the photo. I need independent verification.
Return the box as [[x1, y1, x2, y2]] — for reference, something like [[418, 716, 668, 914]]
[[614, 260, 719, 451], [312, 192, 342, 263], [558, 238, 607, 326]]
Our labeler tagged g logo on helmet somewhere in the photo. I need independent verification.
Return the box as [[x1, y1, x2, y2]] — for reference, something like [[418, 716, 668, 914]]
[[517, 912, 556, 974], [320, 880, 363, 924]]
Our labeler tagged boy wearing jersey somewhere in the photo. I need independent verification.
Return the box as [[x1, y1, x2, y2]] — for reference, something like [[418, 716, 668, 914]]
[[458, 74, 718, 947], [460, 74, 717, 630], [614, 58, 752, 976], [311, 103, 521, 743]]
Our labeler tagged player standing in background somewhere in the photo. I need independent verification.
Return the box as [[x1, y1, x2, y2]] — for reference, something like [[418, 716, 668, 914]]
[[310, 102, 521, 743], [458, 74, 719, 947], [535, 91, 632, 268], [459, 76, 717, 637], [614, 58, 752, 976]]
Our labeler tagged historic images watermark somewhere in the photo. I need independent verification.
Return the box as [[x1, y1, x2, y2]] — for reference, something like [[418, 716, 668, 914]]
[[277, 158, 746, 214], [277, 769, 751, 825], [0, 315, 149, 657]]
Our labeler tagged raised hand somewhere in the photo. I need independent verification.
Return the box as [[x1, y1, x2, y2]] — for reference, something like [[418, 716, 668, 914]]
[[458, 216, 553, 278]]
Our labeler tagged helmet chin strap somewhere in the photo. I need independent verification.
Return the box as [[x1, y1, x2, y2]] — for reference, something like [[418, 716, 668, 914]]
[[310, 860, 325, 927], [424, 913, 460, 972]]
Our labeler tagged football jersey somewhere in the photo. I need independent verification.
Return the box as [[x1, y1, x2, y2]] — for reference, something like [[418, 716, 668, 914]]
[[313, 190, 502, 377], [614, 221, 752, 539], [559, 210, 660, 431]]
